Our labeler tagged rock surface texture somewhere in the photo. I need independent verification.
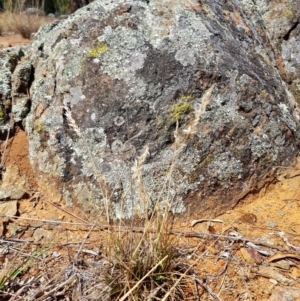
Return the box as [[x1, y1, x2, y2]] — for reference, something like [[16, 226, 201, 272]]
[[1, 0, 300, 219]]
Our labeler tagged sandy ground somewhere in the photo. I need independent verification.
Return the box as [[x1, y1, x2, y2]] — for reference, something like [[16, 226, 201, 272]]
[[0, 33, 30, 49]]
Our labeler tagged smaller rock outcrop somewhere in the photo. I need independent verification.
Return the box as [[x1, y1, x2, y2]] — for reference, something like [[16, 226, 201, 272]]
[[0, 47, 32, 130]]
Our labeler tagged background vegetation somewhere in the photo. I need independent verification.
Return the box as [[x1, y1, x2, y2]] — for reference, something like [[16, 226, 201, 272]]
[[0, 0, 92, 14], [0, 0, 94, 39]]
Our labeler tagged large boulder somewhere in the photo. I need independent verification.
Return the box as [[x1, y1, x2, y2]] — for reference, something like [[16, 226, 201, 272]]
[[4, 0, 300, 218]]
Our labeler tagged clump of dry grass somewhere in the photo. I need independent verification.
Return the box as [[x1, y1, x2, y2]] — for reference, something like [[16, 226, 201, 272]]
[[0, 0, 54, 39], [0, 11, 51, 39]]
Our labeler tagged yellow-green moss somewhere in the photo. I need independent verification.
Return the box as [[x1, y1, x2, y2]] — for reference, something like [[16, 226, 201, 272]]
[[169, 102, 194, 122], [88, 42, 108, 58], [290, 82, 300, 106], [282, 4, 294, 19], [34, 120, 43, 133], [156, 117, 164, 127], [198, 154, 214, 169], [180, 93, 194, 101], [0, 108, 5, 121], [258, 89, 271, 102]]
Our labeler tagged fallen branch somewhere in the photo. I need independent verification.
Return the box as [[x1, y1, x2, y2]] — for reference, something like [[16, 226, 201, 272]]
[[194, 277, 223, 301]]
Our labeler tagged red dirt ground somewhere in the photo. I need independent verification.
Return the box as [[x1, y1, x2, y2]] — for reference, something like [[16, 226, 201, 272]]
[[0, 33, 29, 49]]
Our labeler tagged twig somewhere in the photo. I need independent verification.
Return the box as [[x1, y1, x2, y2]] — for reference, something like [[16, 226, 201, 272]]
[[9, 283, 32, 301], [191, 219, 223, 227], [1, 217, 290, 253], [170, 230, 290, 253], [34, 274, 77, 301], [73, 217, 98, 262], [44, 199, 91, 225], [216, 256, 230, 295], [193, 274, 200, 301], [278, 231, 300, 251], [0, 214, 91, 226], [273, 166, 300, 170], [195, 277, 223, 301], [0, 238, 90, 246], [119, 255, 168, 301]]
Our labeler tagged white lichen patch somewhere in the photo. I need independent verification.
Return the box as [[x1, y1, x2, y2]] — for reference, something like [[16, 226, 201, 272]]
[[278, 102, 296, 130], [111, 139, 123, 153], [114, 116, 125, 126], [126, 50, 147, 72], [249, 132, 277, 160], [278, 102, 288, 113], [97, 26, 149, 80], [207, 153, 243, 182], [175, 48, 196, 66], [70, 86, 84, 107]]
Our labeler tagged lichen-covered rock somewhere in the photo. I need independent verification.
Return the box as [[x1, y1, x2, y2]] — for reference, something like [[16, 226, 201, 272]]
[[11, 61, 33, 123], [244, 0, 300, 109], [19, 0, 300, 218], [0, 47, 26, 127]]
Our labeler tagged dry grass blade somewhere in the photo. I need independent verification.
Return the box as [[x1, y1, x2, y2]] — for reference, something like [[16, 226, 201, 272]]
[[119, 255, 168, 301], [34, 274, 77, 301], [195, 277, 223, 301]]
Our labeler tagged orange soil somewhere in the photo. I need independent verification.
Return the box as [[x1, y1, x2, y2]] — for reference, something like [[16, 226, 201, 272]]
[[0, 33, 29, 49]]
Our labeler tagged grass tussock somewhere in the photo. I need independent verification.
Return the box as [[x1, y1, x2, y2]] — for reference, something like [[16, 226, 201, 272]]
[[105, 212, 184, 300], [0, 11, 52, 39]]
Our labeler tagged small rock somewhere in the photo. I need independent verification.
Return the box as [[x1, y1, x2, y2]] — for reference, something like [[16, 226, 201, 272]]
[[58, 14, 68, 19], [10, 188, 27, 200], [33, 228, 54, 243], [52, 251, 61, 258], [267, 286, 300, 301], [0, 187, 26, 200], [269, 279, 278, 285], [255, 266, 294, 286], [0, 201, 18, 216], [266, 221, 277, 228], [0, 189, 11, 200], [240, 247, 263, 264], [25, 7, 45, 16], [291, 267, 300, 278], [239, 213, 257, 224]]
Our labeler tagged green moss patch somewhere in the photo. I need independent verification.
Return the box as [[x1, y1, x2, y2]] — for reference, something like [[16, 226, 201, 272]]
[[169, 102, 194, 122]]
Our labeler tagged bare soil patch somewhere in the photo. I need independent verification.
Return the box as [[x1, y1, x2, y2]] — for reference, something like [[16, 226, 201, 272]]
[[0, 33, 29, 49]]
